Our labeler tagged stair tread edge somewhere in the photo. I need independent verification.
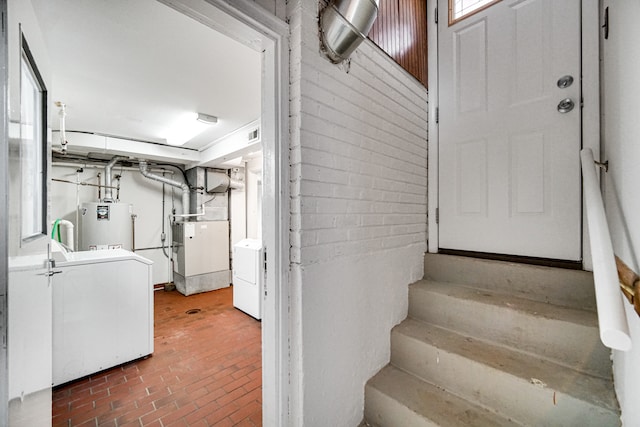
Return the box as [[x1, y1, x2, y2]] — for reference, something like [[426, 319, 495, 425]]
[[367, 364, 522, 427], [410, 279, 599, 323], [392, 318, 618, 412]]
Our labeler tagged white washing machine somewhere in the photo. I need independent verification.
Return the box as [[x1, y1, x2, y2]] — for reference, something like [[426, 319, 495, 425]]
[[52, 248, 154, 386], [233, 239, 263, 319]]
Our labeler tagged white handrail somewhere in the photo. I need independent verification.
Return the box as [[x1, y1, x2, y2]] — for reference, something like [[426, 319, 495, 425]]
[[580, 148, 632, 351]]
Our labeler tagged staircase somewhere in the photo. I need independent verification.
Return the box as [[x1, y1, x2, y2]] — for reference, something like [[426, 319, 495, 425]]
[[363, 254, 621, 426]]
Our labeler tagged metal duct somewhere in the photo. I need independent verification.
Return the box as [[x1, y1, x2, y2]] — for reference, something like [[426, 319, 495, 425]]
[[229, 178, 244, 190], [320, 0, 379, 64], [139, 161, 191, 217], [206, 171, 245, 193], [103, 155, 126, 202]]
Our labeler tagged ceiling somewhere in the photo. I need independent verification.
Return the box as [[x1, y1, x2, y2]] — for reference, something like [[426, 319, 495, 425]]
[[31, 0, 262, 152]]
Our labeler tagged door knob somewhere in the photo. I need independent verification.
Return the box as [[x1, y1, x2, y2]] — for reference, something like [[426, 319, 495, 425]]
[[557, 98, 575, 113]]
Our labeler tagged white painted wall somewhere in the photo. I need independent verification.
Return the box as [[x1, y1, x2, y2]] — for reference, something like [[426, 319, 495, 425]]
[[51, 163, 256, 285], [287, 1, 428, 425], [51, 164, 187, 285], [600, 1, 640, 425], [230, 167, 248, 247], [246, 156, 262, 240]]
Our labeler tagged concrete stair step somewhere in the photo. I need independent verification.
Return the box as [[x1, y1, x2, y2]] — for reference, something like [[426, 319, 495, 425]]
[[362, 255, 619, 426], [408, 280, 610, 379], [391, 319, 619, 426], [364, 365, 521, 427], [424, 254, 596, 311]]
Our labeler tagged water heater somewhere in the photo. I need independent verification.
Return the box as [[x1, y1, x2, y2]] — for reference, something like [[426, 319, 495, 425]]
[[79, 202, 133, 251]]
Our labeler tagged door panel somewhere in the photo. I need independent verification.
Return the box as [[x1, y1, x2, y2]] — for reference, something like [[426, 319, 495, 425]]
[[438, 0, 582, 260], [455, 20, 487, 114], [510, 131, 545, 214], [456, 139, 487, 216]]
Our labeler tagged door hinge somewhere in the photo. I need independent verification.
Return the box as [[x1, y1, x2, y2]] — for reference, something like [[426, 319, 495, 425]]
[[602, 7, 609, 40], [0, 295, 6, 349], [435, 208, 439, 224], [263, 248, 268, 297], [434, 7, 438, 24], [435, 107, 439, 124]]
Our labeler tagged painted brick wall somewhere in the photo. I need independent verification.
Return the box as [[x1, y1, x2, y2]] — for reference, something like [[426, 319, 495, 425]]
[[287, 1, 428, 425]]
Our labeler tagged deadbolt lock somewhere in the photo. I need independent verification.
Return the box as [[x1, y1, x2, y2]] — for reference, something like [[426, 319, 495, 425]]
[[557, 75, 574, 89]]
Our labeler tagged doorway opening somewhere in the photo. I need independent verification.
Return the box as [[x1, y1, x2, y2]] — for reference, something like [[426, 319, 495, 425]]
[[3, 0, 289, 425]]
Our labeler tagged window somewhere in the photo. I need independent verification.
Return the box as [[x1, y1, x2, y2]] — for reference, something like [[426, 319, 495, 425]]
[[449, 0, 501, 25], [20, 35, 47, 242]]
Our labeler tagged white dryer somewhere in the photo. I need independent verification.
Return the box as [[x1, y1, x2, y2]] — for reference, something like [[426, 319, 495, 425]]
[[233, 239, 263, 319]]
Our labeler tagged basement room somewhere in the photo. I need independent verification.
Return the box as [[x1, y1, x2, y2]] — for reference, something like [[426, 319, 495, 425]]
[[6, 0, 269, 425]]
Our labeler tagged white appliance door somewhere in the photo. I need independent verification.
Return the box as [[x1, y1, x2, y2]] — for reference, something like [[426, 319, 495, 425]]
[[235, 242, 259, 284], [233, 276, 261, 320]]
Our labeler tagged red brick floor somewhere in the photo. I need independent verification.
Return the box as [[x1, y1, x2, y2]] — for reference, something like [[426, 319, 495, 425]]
[[52, 286, 262, 426]]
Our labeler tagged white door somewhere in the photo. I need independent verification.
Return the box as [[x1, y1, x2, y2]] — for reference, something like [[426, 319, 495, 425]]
[[438, 0, 582, 260]]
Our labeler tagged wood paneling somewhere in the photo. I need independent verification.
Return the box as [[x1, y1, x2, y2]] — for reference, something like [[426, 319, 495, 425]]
[[368, 0, 428, 88]]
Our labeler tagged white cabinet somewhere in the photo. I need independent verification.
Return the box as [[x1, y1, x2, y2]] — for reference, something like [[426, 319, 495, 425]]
[[172, 220, 230, 295], [173, 221, 229, 276]]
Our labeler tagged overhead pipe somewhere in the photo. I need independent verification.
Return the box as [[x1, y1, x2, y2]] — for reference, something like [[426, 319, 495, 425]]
[[320, 0, 379, 64], [139, 161, 191, 218], [55, 102, 68, 153], [103, 155, 127, 202]]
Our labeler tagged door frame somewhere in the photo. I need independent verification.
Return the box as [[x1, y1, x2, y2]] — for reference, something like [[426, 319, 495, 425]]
[[0, 0, 9, 424], [427, 0, 600, 270]]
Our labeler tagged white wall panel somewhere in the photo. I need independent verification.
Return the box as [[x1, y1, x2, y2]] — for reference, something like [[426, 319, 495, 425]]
[[601, 1, 640, 424]]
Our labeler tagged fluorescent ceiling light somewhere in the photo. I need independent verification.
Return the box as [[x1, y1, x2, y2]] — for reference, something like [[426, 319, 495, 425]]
[[197, 112, 218, 124], [164, 112, 218, 146]]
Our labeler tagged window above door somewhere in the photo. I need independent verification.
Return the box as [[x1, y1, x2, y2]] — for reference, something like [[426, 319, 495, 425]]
[[449, 0, 502, 26]]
